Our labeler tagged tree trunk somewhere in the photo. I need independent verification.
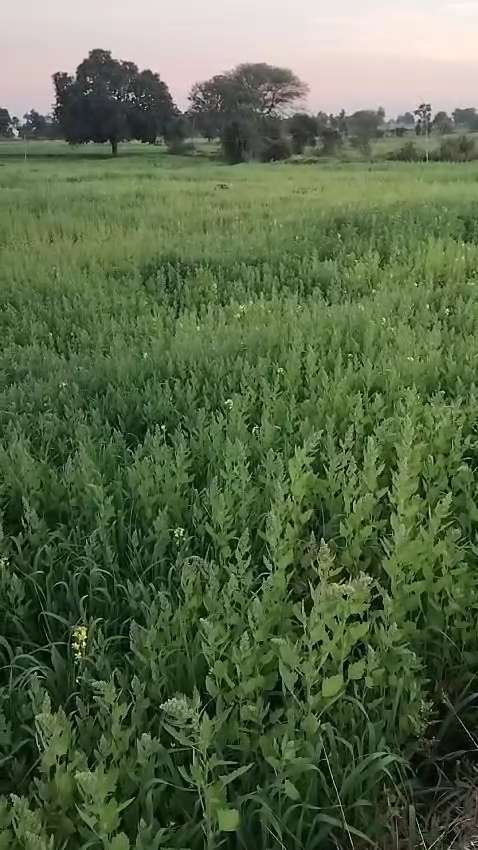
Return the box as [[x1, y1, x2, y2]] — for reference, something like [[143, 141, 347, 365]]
[[111, 139, 118, 156]]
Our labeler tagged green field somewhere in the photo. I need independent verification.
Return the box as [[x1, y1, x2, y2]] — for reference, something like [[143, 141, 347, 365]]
[[2, 142, 478, 848]]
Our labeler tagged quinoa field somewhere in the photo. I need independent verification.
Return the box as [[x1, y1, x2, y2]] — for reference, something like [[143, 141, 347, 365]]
[[2, 143, 478, 848]]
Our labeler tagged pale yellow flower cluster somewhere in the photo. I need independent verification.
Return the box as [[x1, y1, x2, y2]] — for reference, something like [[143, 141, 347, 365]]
[[72, 625, 88, 662]]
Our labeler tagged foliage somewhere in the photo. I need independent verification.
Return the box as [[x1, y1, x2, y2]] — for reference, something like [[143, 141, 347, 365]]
[[2, 144, 478, 847], [221, 116, 255, 162], [386, 141, 424, 161], [53, 49, 177, 155], [0, 107, 13, 138], [288, 113, 319, 153], [453, 107, 478, 132], [414, 103, 432, 136], [431, 134, 477, 162], [397, 112, 415, 126], [347, 109, 384, 139], [189, 62, 308, 145], [220, 114, 291, 163], [258, 132, 291, 161], [21, 110, 62, 140], [163, 115, 192, 154], [319, 126, 343, 156], [432, 111, 453, 135], [350, 135, 372, 158]]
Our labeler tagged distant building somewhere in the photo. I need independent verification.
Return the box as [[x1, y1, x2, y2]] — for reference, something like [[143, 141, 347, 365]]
[[385, 119, 415, 137]]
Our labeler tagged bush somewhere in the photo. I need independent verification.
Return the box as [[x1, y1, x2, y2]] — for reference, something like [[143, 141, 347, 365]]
[[165, 140, 196, 155], [387, 141, 423, 162], [221, 116, 291, 163], [259, 134, 291, 162], [319, 128, 343, 157], [431, 135, 477, 162], [288, 113, 318, 154], [350, 135, 372, 158], [221, 117, 255, 163]]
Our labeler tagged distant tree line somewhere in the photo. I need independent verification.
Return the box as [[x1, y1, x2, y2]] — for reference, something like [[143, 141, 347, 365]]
[[2, 48, 478, 160], [0, 108, 63, 140]]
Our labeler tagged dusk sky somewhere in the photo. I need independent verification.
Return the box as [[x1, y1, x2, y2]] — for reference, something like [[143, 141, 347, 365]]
[[2, 0, 478, 118]]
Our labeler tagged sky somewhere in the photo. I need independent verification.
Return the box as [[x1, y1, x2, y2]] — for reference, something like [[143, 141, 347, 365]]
[[2, 0, 478, 118]]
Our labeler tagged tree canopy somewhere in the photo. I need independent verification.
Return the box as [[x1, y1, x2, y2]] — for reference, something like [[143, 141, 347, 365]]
[[453, 107, 478, 131], [53, 49, 177, 155], [0, 108, 13, 138], [347, 109, 384, 139], [189, 62, 308, 138], [288, 113, 319, 153]]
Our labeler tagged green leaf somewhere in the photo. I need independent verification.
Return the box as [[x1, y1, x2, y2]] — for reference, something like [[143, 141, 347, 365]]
[[349, 622, 369, 642], [217, 808, 240, 832], [108, 834, 130, 850], [219, 763, 253, 788], [284, 779, 301, 801], [322, 674, 344, 699], [348, 659, 366, 681]]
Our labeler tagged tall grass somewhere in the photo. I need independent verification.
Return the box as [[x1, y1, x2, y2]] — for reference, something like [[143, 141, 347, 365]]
[[2, 143, 478, 848]]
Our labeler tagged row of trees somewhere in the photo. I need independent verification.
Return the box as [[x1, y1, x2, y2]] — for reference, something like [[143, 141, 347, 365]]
[[0, 108, 63, 140], [3, 49, 478, 158]]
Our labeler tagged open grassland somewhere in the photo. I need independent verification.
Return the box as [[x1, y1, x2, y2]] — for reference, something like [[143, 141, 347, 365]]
[[2, 143, 478, 848]]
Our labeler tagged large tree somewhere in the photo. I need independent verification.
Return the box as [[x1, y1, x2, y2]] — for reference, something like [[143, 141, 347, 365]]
[[188, 62, 308, 138], [22, 109, 48, 138], [414, 103, 432, 136], [0, 108, 13, 138], [288, 113, 318, 153], [453, 107, 478, 131], [347, 110, 383, 139], [397, 112, 415, 126], [433, 110, 453, 135], [53, 49, 177, 155]]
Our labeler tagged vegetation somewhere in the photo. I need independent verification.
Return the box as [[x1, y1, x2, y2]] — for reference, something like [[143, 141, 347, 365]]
[[53, 49, 177, 155], [1, 142, 478, 848], [4, 47, 478, 160]]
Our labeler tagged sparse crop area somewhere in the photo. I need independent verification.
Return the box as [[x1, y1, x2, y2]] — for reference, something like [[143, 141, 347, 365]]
[[2, 143, 478, 849]]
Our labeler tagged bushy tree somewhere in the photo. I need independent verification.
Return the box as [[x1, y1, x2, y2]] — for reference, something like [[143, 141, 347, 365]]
[[22, 110, 48, 139], [0, 108, 13, 138], [163, 115, 193, 153], [414, 103, 432, 136], [288, 113, 318, 153], [190, 62, 306, 163], [189, 63, 308, 145], [347, 110, 383, 139], [221, 115, 256, 163], [316, 111, 330, 134], [453, 107, 478, 131], [432, 111, 453, 135], [320, 127, 343, 156], [53, 49, 177, 155], [330, 110, 348, 136], [432, 134, 476, 162], [397, 112, 415, 126], [188, 76, 233, 139]]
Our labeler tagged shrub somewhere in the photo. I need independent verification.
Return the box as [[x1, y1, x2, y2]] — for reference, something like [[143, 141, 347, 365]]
[[387, 141, 423, 161], [221, 117, 255, 163], [258, 133, 291, 162], [319, 127, 343, 156], [288, 113, 319, 154], [350, 135, 372, 158], [431, 134, 477, 162], [165, 139, 196, 155], [221, 115, 291, 163]]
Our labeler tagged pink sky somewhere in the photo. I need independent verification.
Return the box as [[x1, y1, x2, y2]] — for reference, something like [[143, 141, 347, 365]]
[[2, 0, 478, 117]]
